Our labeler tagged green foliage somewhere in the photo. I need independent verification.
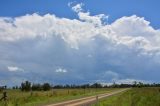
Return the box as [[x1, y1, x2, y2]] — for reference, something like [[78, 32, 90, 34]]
[[21, 81, 31, 91], [32, 83, 42, 91], [42, 83, 51, 91], [92, 87, 160, 106]]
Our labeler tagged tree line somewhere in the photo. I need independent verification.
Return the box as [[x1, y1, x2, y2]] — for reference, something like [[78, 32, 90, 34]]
[[20, 81, 51, 91], [9, 81, 160, 91]]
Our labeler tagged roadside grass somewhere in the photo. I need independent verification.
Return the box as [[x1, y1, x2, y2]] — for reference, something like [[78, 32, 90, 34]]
[[92, 87, 160, 106], [0, 88, 121, 106]]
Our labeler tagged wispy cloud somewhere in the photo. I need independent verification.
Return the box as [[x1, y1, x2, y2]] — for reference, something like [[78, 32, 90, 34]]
[[55, 68, 68, 73], [7, 66, 24, 72], [71, 3, 84, 13]]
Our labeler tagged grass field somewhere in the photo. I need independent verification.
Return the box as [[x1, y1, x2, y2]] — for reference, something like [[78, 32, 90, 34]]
[[0, 88, 120, 106], [92, 87, 160, 106]]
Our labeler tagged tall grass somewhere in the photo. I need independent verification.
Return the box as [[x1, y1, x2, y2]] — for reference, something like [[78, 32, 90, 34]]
[[0, 88, 120, 106], [93, 87, 160, 106]]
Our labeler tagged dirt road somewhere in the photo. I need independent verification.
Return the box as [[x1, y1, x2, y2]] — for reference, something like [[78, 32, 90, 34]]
[[46, 88, 130, 106]]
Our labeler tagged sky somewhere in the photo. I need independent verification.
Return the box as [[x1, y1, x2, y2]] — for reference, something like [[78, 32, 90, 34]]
[[0, 0, 160, 86]]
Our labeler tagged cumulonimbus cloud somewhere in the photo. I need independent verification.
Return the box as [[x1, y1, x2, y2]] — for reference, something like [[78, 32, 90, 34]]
[[0, 3, 160, 85]]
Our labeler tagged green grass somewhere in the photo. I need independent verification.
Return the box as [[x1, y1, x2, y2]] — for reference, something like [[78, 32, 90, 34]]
[[92, 87, 160, 106], [0, 88, 121, 106]]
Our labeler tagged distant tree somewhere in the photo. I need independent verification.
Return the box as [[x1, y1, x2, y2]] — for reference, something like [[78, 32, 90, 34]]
[[91, 83, 102, 88], [54, 85, 64, 89], [13, 85, 19, 89], [104, 85, 108, 88], [15, 86, 19, 89], [133, 81, 137, 87], [21, 81, 31, 91], [82, 84, 90, 88], [64, 84, 70, 88], [112, 82, 118, 88], [12, 86, 16, 89], [138, 82, 144, 88], [43, 83, 51, 91], [32, 83, 42, 91], [71, 84, 76, 88]]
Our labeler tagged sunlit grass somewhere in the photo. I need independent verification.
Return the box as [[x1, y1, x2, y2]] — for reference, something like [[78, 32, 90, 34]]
[[0, 88, 121, 106], [92, 87, 160, 106]]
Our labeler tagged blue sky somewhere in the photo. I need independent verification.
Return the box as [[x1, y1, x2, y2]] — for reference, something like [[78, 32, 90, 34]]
[[0, 0, 160, 29], [0, 0, 160, 86]]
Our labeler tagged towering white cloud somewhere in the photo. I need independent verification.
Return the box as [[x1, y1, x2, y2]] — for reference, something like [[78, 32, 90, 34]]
[[0, 3, 160, 85]]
